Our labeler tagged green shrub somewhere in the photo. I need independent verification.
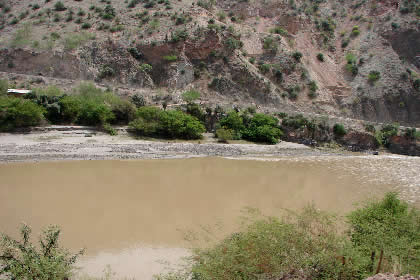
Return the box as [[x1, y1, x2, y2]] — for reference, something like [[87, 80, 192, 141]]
[[0, 79, 8, 95], [162, 55, 178, 62], [270, 26, 288, 36], [259, 63, 270, 74], [32, 85, 62, 97], [368, 71, 381, 83], [110, 99, 136, 124], [102, 4, 115, 20], [281, 114, 311, 129], [333, 123, 347, 137], [377, 123, 399, 147], [346, 53, 357, 64], [364, 123, 376, 133], [81, 22, 91, 29], [262, 36, 277, 52], [60, 96, 114, 125], [215, 128, 233, 143], [0, 224, 84, 280], [54, 1, 66, 11], [413, 79, 420, 91], [391, 22, 399, 29], [185, 102, 205, 122], [170, 29, 188, 42], [403, 127, 416, 139], [103, 123, 117, 135], [321, 18, 336, 32], [345, 53, 359, 76], [0, 96, 45, 131], [308, 80, 318, 92], [217, 11, 226, 21], [98, 66, 115, 79], [342, 38, 350, 48], [347, 193, 420, 275], [128, 47, 143, 60], [317, 53, 324, 62], [56, 83, 137, 126], [110, 24, 124, 33], [77, 8, 86, 17], [292, 51, 303, 62], [130, 107, 205, 139], [130, 93, 146, 108], [182, 90, 200, 102], [219, 111, 244, 139], [225, 37, 243, 51], [346, 63, 359, 75], [219, 111, 283, 144], [128, 0, 140, 8], [351, 28, 360, 37]]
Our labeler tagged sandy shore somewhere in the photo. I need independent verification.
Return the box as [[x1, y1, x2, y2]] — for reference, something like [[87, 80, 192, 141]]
[[0, 126, 353, 163]]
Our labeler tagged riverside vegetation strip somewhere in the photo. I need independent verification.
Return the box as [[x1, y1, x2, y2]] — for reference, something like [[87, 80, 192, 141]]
[[0, 193, 419, 280], [0, 80, 419, 156]]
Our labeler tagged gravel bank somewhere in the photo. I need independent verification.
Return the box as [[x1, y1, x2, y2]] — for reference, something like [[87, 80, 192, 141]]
[[0, 127, 354, 163]]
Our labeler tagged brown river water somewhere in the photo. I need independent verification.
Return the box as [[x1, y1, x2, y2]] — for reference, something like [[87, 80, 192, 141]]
[[0, 156, 419, 279]]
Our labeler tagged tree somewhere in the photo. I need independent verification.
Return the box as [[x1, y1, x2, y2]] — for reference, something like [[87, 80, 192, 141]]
[[0, 224, 84, 279], [129, 107, 205, 139], [347, 193, 420, 275], [242, 113, 283, 144], [219, 111, 244, 139], [0, 97, 45, 131]]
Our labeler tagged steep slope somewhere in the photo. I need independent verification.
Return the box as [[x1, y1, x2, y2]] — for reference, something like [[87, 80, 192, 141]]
[[0, 0, 419, 125]]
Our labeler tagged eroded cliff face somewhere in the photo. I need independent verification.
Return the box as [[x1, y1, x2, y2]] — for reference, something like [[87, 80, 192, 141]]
[[0, 0, 419, 126], [0, 48, 88, 79]]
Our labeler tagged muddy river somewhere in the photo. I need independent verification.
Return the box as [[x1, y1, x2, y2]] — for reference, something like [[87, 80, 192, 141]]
[[0, 156, 419, 279]]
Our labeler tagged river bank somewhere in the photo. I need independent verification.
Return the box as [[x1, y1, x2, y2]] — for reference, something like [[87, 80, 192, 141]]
[[0, 126, 363, 163]]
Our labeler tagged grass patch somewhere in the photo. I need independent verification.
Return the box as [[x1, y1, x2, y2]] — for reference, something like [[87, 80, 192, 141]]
[[10, 23, 32, 48], [63, 32, 96, 50], [182, 90, 201, 102]]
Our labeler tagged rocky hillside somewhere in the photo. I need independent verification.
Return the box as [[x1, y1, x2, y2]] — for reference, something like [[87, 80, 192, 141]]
[[0, 0, 419, 126]]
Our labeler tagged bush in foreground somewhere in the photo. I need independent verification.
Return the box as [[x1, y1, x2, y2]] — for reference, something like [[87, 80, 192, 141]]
[[157, 193, 420, 280], [0, 224, 83, 279], [347, 192, 420, 275], [157, 207, 370, 280]]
